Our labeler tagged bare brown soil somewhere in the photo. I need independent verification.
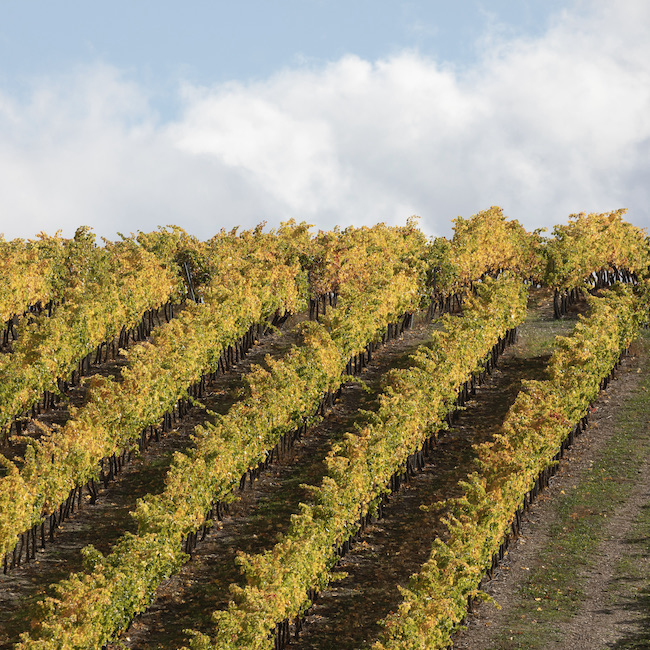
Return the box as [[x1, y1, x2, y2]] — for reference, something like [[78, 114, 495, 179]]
[[110, 313, 440, 649], [296, 338, 549, 649]]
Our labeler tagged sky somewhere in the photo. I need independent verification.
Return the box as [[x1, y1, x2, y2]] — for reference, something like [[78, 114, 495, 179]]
[[0, 0, 648, 242]]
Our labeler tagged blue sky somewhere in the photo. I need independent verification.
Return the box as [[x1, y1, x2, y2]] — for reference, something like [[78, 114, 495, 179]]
[[0, 1, 648, 240], [1, 1, 566, 97]]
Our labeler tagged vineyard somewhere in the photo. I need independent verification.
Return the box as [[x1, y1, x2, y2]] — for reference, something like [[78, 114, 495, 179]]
[[0, 208, 648, 649]]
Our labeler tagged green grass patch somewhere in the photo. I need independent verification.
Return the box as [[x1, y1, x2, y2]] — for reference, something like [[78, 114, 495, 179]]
[[610, 502, 650, 592], [515, 293, 578, 360], [606, 477, 650, 648], [487, 332, 650, 649]]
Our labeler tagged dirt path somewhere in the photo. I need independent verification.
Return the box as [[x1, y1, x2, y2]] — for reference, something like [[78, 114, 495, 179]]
[[0, 313, 304, 649], [559, 453, 650, 649], [454, 335, 650, 650]]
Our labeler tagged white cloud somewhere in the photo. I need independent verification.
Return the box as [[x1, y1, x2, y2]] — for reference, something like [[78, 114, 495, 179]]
[[0, 0, 649, 242]]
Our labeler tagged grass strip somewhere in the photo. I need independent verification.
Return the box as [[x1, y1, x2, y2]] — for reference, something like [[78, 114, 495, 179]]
[[488, 330, 650, 649]]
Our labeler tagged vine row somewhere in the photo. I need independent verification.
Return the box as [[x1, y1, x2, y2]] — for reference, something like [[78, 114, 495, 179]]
[[15, 263, 422, 649], [0, 245, 304, 570], [373, 284, 645, 650], [185, 274, 528, 650], [1, 300, 178, 444], [0, 239, 181, 434]]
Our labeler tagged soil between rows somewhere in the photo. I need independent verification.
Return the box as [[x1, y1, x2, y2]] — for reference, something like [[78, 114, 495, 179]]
[[295, 329, 551, 648], [110, 312, 442, 649], [112, 290, 573, 649]]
